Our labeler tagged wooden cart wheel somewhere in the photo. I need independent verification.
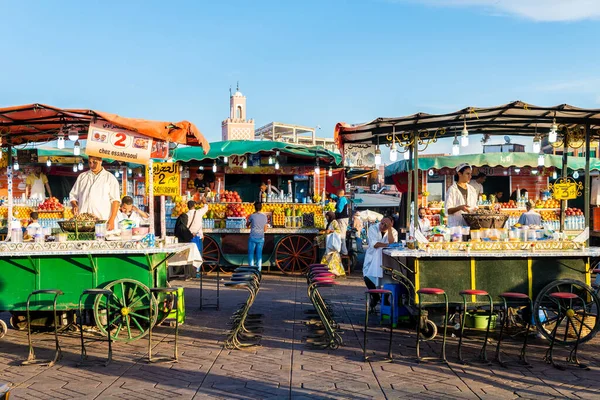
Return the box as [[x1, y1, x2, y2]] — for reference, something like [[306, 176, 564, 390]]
[[0, 320, 7, 339], [533, 279, 600, 345], [202, 236, 221, 273], [93, 279, 158, 342], [275, 235, 316, 275]]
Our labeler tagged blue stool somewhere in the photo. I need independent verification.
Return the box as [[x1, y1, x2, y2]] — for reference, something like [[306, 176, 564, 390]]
[[380, 283, 401, 327]]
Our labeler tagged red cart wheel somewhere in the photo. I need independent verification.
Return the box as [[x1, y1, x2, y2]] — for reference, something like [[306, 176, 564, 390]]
[[275, 235, 316, 275], [202, 236, 221, 273]]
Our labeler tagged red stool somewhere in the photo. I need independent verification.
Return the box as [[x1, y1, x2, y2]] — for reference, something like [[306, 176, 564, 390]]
[[364, 289, 394, 362], [494, 292, 532, 367], [458, 289, 494, 364], [544, 292, 589, 370], [416, 288, 448, 363]]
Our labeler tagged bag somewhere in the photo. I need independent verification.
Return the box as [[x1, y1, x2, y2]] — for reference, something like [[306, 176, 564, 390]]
[[325, 233, 342, 253], [174, 211, 197, 243]]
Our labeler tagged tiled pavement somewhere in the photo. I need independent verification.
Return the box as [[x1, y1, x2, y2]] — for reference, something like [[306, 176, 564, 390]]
[[0, 273, 599, 399]]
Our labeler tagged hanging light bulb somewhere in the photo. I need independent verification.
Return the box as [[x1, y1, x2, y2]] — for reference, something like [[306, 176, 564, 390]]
[[389, 149, 398, 162], [374, 146, 382, 166], [537, 154, 545, 167], [404, 150, 410, 160], [128, 168, 132, 175], [428, 169, 434, 176], [13, 160, 19, 171], [549, 118, 558, 143], [268, 155, 273, 164], [212, 161, 217, 173], [223, 156, 228, 163], [315, 158, 320, 175], [242, 158, 247, 169], [57, 132, 65, 149], [573, 170, 580, 179], [328, 167, 333, 177], [552, 170, 558, 180], [68, 128, 79, 141], [514, 168, 521, 174], [452, 135, 460, 156], [138, 172, 143, 178], [531, 169, 539, 175], [78, 160, 84, 171], [72, 164, 78, 172], [275, 160, 280, 170], [390, 133, 398, 162], [73, 140, 81, 156], [461, 115, 469, 147], [115, 170, 120, 178], [46, 159, 52, 167], [532, 137, 541, 154]]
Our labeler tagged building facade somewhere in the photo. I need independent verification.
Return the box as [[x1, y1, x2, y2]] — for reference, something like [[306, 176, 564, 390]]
[[221, 86, 255, 141]]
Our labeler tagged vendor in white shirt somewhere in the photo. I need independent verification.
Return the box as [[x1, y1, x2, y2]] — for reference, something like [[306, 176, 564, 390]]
[[469, 173, 486, 198], [117, 196, 149, 227], [69, 156, 121, 230], [362, 216, 398, 312], [445, 163, 478, 228], [417, 207, 432, 236]]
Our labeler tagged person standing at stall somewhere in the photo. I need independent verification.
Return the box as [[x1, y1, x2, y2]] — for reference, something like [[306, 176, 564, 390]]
[[445, 163, 478, 228], [517, 201, 542, 226], [247, 202, 268, 271], [330, 189, 349, 256], [362, 216, 398, 313], [186, 199, 209, 254], [69, 156, 120, 230], [26, 166, 52, 200]]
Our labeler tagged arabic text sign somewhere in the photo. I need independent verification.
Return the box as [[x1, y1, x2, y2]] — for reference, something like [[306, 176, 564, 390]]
[[146, 162, 180, 196], [553, 182, 578, 200], [86, 122, 152, 164]]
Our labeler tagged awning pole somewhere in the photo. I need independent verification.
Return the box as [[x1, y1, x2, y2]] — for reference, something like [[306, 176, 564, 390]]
[[413, 134, 419, 234], [160, 195, 166, 239], [148, 160, 155, 235], [584, 124, 591, 246], [406, 149, 412, 231], [560, 133, 567, 233], [7, 146, 13, 232]]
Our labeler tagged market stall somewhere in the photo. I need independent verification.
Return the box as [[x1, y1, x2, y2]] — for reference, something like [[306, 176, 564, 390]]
[[0, 103, 208, 339], [169, 140, 343, 274], [336, 101, 600, 341]]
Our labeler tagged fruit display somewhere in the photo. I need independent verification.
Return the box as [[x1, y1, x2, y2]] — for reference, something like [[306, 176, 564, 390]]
[[273, 208, 285, 227], [208, 203, 227, 219], [71, 213, 99, 222], [38, 197, 64, 211], [534, 199, 560, 209], [303, 213, 315, 227], [566, 207, 583, 216], [314, 214, 326, 229], [13, 206, 32, 219], [498, 200, 519, 209], [541, 210, 559, 221], [171, 201, 189, 217], [226, 203, 247, 218], [324, 201, 336, 212], [220, 190, 242, 203]]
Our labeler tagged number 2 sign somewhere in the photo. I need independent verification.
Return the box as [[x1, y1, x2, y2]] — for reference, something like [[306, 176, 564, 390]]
[[86, 122, 153, 164]]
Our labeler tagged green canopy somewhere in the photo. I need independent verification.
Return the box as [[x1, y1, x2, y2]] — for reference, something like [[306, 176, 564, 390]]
[[385, 152, 600, 176], [172, 140, 342, 165]]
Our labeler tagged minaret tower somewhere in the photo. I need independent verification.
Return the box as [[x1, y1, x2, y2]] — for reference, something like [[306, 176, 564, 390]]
[[221, 82, 255, 140]]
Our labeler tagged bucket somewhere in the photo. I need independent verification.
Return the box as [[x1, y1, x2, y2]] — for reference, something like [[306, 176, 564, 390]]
[[465, 311, 497, 330]]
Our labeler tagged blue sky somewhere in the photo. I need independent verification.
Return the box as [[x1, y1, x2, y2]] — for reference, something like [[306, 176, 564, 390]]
[[1, 0, 599, 158]]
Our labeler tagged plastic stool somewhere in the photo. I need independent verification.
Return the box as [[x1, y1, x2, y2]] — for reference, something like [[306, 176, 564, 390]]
[[416, 288, 448, 363], [78, 289, 114, 367], [22, 289, 64, 367], [458, 289, 494, 364], [380, 283, 401, 327], [364, 289, 393, 362], [148, 287, 179, 363], [200, 261, 220, 310], [494, 292, 532, 367], [544, 292, 589, 370]]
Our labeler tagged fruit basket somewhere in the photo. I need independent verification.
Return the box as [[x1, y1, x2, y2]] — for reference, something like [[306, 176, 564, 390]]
[[463, 213, 508, 229], [58, 220, 102, 233]]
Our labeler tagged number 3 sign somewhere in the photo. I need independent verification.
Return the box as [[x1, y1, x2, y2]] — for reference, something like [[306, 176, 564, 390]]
[[86, 122, 153, 164]]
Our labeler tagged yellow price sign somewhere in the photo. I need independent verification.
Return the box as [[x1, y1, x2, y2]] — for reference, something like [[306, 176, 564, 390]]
[[146, 162, 180, 196], [553, 182, 578, 200]]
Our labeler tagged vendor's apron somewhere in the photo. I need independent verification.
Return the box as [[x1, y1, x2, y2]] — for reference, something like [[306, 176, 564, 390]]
[[30, 178, 45, 200]]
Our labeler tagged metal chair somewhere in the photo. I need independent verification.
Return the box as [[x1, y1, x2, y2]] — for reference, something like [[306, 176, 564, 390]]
[[416, 288, 448, 363], [148, 287, 180, 363], [458, 289, 494, 364], [494, 292, 533, 368], [22, 289, 64, 367], [364, 289, 393, 362], [200, 261, 220, 310], [78, 289, 114, 367], [543, 292, 589, 370]]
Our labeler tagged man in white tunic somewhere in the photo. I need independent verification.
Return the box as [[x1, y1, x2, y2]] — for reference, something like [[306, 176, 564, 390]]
[[69, 156, 121, 230], [362, 216, 398, 312]]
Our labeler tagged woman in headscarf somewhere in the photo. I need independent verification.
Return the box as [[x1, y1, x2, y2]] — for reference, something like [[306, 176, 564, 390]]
[[444, 163, 478, 227], [316, 211, 346, 276]]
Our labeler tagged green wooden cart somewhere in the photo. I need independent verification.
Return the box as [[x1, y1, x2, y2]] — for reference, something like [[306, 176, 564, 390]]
[[0, 242, 193, 342], [383, 248, 600, 345]]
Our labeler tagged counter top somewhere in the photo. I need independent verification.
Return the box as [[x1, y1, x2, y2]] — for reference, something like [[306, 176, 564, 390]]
[[204, 228, 319, 234], [0, 242, 196, 257], [383, 247, 600, 258]]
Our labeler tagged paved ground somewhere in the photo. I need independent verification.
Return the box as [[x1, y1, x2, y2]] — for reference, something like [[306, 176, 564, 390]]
[[0, 273, 599, 399]]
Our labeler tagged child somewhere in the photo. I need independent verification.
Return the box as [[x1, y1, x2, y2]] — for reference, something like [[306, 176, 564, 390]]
[[28, 212, 41, 230]]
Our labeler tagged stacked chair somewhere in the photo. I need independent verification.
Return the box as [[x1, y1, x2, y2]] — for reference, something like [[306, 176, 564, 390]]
[[224, 266, 263, 350], [304, 264, 343, 349]]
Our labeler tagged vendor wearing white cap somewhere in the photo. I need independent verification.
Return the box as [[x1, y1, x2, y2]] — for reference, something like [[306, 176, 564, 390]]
[[444, 163, 478, 227], [69, 156, 121, 230]]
